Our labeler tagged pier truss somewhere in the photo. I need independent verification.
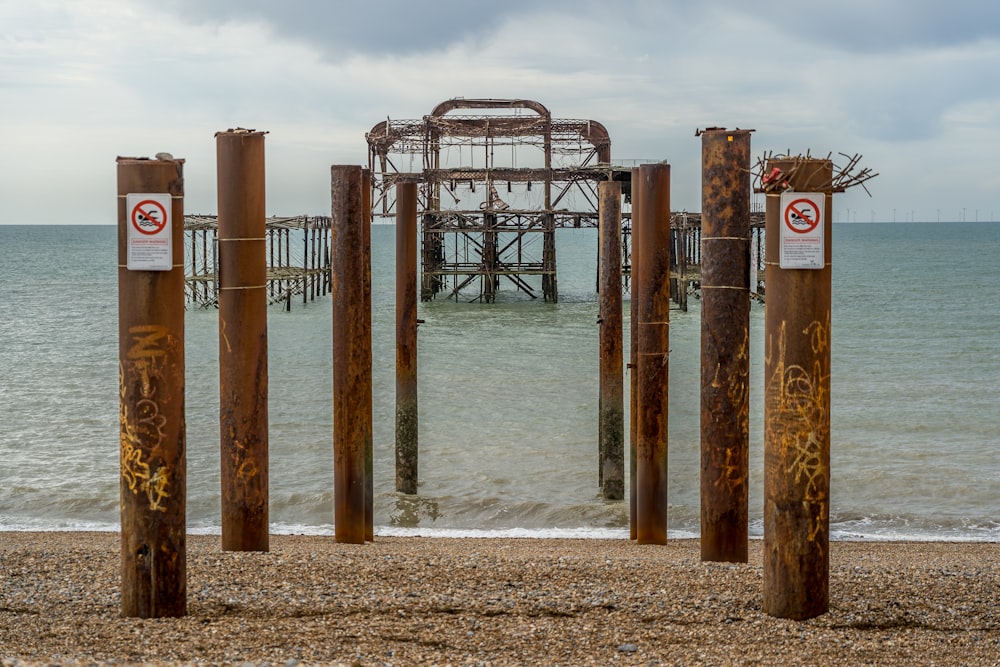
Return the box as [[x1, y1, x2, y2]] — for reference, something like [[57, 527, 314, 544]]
[[367, 98, 626, 303], [184, 215, 331, 310], [368, 98, 765, 306]]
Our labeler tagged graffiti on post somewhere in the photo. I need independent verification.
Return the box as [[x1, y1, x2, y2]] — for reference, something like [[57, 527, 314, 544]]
[[765, 315, 831, 550], [120, 325, 173, 512]]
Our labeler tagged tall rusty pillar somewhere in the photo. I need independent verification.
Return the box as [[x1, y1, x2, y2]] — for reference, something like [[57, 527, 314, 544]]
[[762, 158, 833, 620], [361, 169, 374, 541], [331, 165, 368, 544], [598, 181, 624, 500], [117, 155, 186, 618], [633, 163, 671, 545], [700, 129, 752, 563], [628, 168, 641, 540], [395, 181, 419, 494], [216, 129, 269, 552]]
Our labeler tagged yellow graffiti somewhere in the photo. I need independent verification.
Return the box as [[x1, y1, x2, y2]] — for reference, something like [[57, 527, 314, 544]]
[[120, 400, 171, 512], [127, 325, 169, 360], [712, 327, 750, 495], [729, 327, 751, 441], [766, 315, 831, 547], [127, 325, 170, 399], [715, 446, 745, 495], [237, 456, 259, 483], [119, 326, 173, 513]]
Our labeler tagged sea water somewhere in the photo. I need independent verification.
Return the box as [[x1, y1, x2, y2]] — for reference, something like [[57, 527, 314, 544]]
[[0, 222, 997, 540]]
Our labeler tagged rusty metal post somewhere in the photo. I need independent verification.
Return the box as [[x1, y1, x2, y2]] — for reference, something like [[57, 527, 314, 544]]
[[331, 165, 368, 544], [117, 155, 186, 617], [700, 129, 752, 563], [216, 129, 269, 552], [396, 181, 419, 494], [598, 181, 624, 500], [628, 167, 641, 540], [633, 163, 671, 545], [763, 158, 833, 619], [361, 169, 374, 541]]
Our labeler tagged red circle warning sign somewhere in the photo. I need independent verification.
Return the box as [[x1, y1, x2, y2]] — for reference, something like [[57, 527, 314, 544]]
[[783, 198, 821, 234], [130, 199, 168, 235]]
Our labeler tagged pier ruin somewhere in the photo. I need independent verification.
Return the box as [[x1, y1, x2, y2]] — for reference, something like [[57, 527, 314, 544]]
[[366, 98, 628, 303], [365, 98, 763, 306], [184, 215, 331, 309]]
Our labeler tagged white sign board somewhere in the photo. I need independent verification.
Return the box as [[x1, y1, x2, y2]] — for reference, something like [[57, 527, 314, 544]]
[[126, 193, 172, 271], [779, 192, 825, 269]]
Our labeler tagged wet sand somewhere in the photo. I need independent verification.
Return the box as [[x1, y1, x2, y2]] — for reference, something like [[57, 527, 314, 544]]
[[1, 532, 997, 666]]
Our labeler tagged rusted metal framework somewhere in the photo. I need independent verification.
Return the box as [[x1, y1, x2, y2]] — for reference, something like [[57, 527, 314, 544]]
[[184, 215, 331, 310], [367, 98, 625, 303]]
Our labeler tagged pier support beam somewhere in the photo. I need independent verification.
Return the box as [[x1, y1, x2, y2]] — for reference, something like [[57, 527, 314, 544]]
[[395, 181, 419, 494], [331, 165, 370, 544], [598, 181, 624, 500], [632, 163, 671, 544], [699, 128, 752, 562], [763, 158, 833, 619], [628, 167, 640, 541], [362, 169, 374, 541], [216, 129, 269, 552], [117, 155, 187, 617]]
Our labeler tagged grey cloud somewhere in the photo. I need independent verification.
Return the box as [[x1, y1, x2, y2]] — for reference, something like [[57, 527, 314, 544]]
[[135, 0, 1000, 64], [139, 0, 564, 57], [715, 0, 1000, 53]]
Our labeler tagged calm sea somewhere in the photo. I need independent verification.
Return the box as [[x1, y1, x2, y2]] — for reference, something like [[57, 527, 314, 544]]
[[1, 222, 998, 541]]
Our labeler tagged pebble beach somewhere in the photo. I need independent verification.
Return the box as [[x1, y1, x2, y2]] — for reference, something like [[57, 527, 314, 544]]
[[1, 532, 997, 666]]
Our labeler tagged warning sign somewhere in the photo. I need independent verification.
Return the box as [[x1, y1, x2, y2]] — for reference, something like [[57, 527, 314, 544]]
[[779, 192, 825, 269], [126, 193, 172, 271]]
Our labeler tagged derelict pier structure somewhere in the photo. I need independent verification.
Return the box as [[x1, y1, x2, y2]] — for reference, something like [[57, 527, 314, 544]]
[[367, 98, 631, 303], [184, 214, 332, 310]]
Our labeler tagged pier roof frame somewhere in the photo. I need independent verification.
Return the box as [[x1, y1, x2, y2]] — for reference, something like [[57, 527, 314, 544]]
[[366, 98, 616, 221]]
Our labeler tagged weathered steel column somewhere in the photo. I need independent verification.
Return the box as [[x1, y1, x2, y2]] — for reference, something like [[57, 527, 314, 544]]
[[628, 167, 641, 540], [598, 180, 624, 500], [700, 128, 752, 563], [117, 155, 186, 617], [396, 181, 419, 494], [331, 165, 368, 544], [216, 129, 269, 552], [763, 158, 833, 619], [633, 163, 671, 545], [362, 169, 374, 541]]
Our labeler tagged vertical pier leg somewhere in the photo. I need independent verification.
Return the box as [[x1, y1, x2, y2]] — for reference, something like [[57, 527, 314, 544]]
[[628, 168, 641, 540], [117, 155, 187, 617], [700, 128, 752, 563], [361, 169, 374, 541], [216, 129, 269, 552], [762, 158, 833, 619], [331, 165, 368, 544], [633, 163, 671, 545], [396, 181, 419, 494], [543, 213, 558, 302], [598, 181, 624, 500]]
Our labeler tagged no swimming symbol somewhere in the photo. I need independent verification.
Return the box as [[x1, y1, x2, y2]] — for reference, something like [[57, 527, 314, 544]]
[[784, 198, 821, 234], [130, 199, 168, 235]]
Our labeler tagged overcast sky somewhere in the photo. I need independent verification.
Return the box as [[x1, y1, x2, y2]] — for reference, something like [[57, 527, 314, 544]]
[[2, 0, 998, 224]]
